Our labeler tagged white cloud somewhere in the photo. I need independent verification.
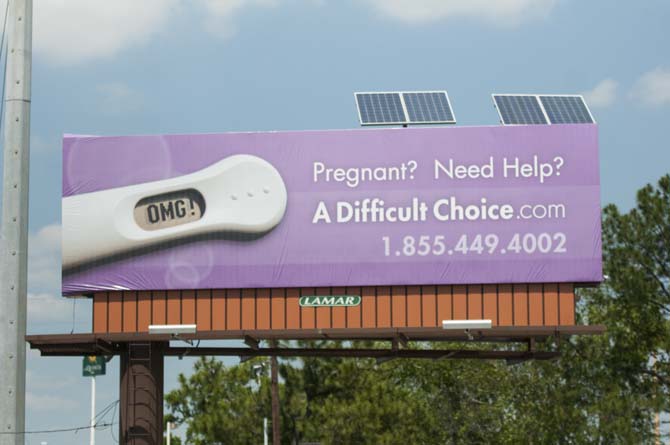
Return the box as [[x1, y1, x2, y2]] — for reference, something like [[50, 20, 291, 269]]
[[30, 134, 58, 153], [27, 224, 94, 332], [28, 292, 72, 324], [28, 223, 61, 292], [365, 0, 557, 26], [582, 78, 618, 108], [199, 0, 280, 39], [26, 392, 78, 412], [97, 82, 143, 114], [29, 0, 287, 63], [630, 67, 670, 106], [27, 369, 77, 391], [33, 0, 180, 65]]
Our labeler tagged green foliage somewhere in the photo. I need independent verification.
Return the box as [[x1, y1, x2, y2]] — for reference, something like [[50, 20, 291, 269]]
[[583, 174, 670, 398], [165, 175, 670, 444], [165, 357, 268, 445], [163, 434, 182, 445], [289, 345, 438, 445]]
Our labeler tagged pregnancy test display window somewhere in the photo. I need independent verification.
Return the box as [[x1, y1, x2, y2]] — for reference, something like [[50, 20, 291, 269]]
[[133, 189, 206, 231]]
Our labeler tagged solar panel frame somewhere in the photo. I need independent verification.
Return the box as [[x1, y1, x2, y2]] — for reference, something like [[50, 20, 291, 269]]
[[492, 93, 597, 126], [491, 94, 549, 125], [539, 94, 596, 124], [354, 91, 456, 126], [401, 91, 457, 124], [354, 92, 408, 126]]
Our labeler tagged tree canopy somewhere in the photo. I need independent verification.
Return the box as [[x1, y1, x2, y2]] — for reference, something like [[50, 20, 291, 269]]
[[166, 175, 670, 444]]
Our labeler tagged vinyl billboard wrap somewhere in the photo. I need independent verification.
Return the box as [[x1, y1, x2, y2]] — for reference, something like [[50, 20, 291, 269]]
[[62, 125, 601, 294]]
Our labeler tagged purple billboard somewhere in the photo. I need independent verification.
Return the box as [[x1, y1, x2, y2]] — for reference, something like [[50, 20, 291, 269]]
[[62, 124, 601, 294]]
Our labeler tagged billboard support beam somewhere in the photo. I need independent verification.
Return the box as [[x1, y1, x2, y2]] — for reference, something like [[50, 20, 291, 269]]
[[119, 342, 167, 445], [0, 1, 32, 443], [26, 325, 606, 355], [244, 335, 260, 350], [119, 342, 165, 445]]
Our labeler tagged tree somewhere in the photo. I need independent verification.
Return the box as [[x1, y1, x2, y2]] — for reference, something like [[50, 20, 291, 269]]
[[287, 342, 439, 445], [165, 357, 267, 445], [165, 175, 670, 444], [163, 432, 182, 445], [573, 174, 670, 441], [582, 174, 670, 399]]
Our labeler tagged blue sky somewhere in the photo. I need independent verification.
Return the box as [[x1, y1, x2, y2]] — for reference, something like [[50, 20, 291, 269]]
[[14, 0, 670, 443]]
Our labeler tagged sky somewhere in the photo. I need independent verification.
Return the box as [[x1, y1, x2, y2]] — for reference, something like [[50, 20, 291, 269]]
[[5, 0, 669, 443]]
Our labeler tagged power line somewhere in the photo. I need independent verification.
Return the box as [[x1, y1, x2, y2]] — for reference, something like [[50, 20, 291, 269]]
[[0, 0, 8, 65], [0, 0, 9, 134], [0, 422, 115, 435], [70, 298, 77, 334], [94, 399, 119, 422], [110, 401, 119, 443], [0, 400, 120, 436]]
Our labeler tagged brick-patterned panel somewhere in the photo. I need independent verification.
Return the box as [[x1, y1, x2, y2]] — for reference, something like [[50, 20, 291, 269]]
[[92, 284, 575, 334]]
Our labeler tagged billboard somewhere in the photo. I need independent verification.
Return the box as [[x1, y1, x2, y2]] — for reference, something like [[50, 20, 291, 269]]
[[62, 125, 601, 294]]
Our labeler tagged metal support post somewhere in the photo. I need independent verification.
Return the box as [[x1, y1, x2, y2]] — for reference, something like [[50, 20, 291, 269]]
[[90, 376, 96, 445], [119, 342, 165, 445], [270, 342, 280, 445], [0, 1, 32, 443]]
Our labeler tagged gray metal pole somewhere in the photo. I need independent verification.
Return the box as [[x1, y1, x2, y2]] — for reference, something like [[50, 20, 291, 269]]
[[270, 344, 280, 445], [0, 0, 32, 443], [89, 376, 96, 445]]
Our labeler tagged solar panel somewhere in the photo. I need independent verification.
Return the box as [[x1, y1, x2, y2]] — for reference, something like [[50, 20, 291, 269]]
[[402, 91, 455, 124], [355, 91, 456, 126], [355, 93, 407, 125], [539, 95, 594, 124], [492, 95, 548, 125]]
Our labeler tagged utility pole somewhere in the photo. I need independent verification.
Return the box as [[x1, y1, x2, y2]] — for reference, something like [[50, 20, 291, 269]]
[[89, 376, 96, 445], [270, 342, 280, 445], [253, 361, 270, 445], [0, 1, 32, 444]]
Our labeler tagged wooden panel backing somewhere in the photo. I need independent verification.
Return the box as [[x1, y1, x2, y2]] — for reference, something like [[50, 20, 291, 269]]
[[93, 293, 108, 333], [346, 286, 362, 329], [94, 283, 577, 334], [331, 287, 347, 329], [137, 291, 151, 332], [211, 289, 225, 330], [195, 289, 211, 332]]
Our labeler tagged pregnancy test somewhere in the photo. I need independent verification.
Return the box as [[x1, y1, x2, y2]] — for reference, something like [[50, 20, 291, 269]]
[[62, 154, 287, 269]]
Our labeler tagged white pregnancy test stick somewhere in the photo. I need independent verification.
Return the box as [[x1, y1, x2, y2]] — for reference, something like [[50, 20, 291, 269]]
[[62, 154, 287, 269]]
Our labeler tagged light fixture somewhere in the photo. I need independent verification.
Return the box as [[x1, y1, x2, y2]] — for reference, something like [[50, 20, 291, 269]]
[[442, 320, 492, 330], [148, 324, 197, 335]]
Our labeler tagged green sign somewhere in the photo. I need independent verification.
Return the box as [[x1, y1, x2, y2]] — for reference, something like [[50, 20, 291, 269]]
[[299, 295, 361, 307], [82, 356, 106, 377]]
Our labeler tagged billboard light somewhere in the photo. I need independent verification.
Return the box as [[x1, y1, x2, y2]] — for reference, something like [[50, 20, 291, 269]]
[[442, 320, 492, 330], [148, 324, 197, 335]]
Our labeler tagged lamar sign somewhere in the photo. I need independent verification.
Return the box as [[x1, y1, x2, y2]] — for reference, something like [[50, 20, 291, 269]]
[[62, 124, 601, 294], [299, 295, 361, 307]]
